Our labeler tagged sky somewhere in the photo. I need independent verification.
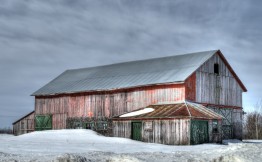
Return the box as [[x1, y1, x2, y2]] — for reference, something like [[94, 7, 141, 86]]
[[0, 0, 262, 128]]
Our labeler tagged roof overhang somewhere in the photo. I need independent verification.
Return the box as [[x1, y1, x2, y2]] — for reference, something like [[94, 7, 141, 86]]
[[32, 81, 185, 97], [113, 101, 223, 120], [216, 50, 247, 92]]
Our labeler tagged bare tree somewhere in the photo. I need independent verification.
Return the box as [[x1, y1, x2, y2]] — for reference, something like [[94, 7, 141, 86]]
[[243, 100, 262, 139]]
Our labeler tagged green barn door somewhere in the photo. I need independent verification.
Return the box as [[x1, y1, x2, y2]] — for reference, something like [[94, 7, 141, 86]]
[[132, 122, 142, 141], [190, 120, 209, 145], [35, 115, 52, 131]]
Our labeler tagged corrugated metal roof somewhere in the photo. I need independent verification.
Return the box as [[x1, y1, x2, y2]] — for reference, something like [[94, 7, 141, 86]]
[[114, 101, 223, 120], [32, 50, 218, 96]]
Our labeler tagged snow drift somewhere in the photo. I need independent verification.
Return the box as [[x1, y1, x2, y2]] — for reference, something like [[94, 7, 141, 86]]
[[0, 129, 261, 162]]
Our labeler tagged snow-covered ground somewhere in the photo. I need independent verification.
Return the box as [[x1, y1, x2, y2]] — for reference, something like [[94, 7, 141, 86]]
[[0, 130, 261, 162]]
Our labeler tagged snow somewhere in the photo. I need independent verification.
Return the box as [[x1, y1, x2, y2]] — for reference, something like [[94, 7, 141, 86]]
[[243, 140, 262, 143], [0, 130, 262, 162], [120, 108, 154, 117], [222, 139, 242, 145]]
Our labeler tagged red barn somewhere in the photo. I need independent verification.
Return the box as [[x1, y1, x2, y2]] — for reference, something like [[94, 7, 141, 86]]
[[13, 50, 247, 144]]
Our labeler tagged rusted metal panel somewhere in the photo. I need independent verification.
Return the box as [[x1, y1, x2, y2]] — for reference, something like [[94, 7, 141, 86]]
[[196, 53, 243, 107], [13, 111, 35, 136], [114, 101, 223, 120]]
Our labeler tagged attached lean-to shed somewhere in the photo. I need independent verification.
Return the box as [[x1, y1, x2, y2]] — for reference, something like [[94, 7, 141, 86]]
[[13, 111, 35, 136], [113, 101, 223, 145]]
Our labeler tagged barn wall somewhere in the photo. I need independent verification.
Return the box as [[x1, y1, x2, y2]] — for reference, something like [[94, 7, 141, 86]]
[[208, 120, 222, 143], [150, 119, 190, 145], [232, 109, 243, 139], [113, 119, 190, 145], [13, 112, 35, 136], [196, 53, 243, 107], [207, 106, 243, 140], [185, 73, 196, 101], [113, 121, 132, 138], [35, 97, 68, 129], [52, 113, 67, 129], [35, 84, 186, 129]]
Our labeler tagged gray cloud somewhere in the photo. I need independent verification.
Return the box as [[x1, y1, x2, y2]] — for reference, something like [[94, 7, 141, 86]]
[[0, 0, 261, 127]]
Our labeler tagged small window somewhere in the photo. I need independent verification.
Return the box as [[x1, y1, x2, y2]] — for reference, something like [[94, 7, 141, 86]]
[[212, 120, 218, 133], [85, 122, 95, 130], [214, 63, 219, 75]]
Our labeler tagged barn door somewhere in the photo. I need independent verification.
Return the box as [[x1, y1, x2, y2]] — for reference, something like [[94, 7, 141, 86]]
[[35, 115, 52, 131], [132, 122, 142, 141], [190, 120, 209, 145], [220, 109, 233, 139], [209, 108, 232, 139]]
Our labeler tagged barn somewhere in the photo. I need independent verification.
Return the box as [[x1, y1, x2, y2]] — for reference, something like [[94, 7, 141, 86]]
[[13, 50, 247, 144]]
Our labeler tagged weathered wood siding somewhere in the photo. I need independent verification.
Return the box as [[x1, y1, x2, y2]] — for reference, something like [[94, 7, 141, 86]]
[[185, 73, 196, 101], [35, 84, 185, 129], [113, 119, 190, 145], [196, 53, 243, 107], [208, 120, 222, 143], [113, 121, 132, 138], [207, 106, 243, 140], [13, 112, 35, 136], [232, 109, 243, 139], [52, 113, 67, 129], [35, 97, 68, 129]]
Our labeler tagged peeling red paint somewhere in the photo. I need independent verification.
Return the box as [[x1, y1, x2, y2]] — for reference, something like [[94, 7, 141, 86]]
[[35, 83, 188, 129], [185, 73, 196, 101]]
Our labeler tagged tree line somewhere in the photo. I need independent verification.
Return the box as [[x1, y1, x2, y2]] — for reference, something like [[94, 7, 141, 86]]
[[0, 127, 13, 134]]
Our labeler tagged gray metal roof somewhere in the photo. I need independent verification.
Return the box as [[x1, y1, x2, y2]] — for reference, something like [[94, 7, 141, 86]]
[[32, 50, 218, 96]]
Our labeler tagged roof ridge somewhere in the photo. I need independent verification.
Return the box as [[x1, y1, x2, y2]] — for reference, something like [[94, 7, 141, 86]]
[[188, 102, 223, 119], [184, 101, 192, 117]]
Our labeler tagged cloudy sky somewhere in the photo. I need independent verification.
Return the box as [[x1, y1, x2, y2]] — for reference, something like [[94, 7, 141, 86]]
[[0, 0, 261, 128]]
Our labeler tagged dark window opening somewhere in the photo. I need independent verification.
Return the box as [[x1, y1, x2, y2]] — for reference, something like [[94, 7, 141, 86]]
[[85, 122, 95, 130], [214, 63, 219, 75], [73, 121, 82, 129]]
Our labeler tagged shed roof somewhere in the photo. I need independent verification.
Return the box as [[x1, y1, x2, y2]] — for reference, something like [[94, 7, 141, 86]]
[[113, 101, 223, 120], [32, 50, 246, 96], [12, 111, 35, 125]]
